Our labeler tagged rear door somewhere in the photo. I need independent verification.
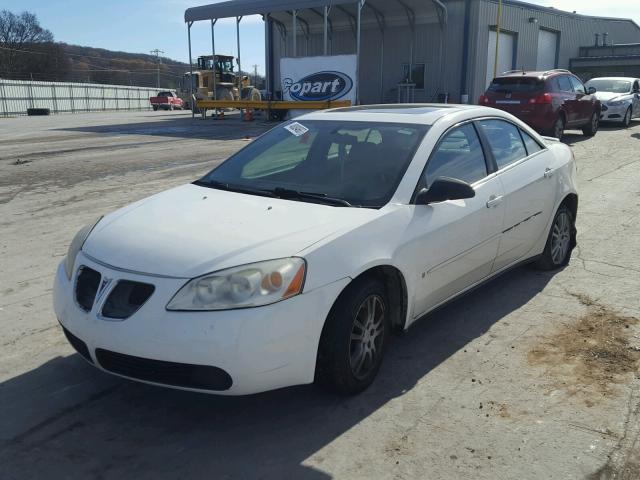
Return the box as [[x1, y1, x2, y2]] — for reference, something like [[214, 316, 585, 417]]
[[476, 119, 557, 271]]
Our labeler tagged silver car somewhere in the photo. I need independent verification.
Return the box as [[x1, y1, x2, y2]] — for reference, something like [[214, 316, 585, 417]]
[[586, 77, 640, 127]]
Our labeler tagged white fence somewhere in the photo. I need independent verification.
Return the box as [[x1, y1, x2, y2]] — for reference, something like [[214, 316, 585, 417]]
[[0, 79, 174, 116]]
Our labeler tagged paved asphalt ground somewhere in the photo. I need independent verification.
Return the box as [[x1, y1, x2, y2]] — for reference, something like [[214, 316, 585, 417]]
[[1, 110, 639, 480]]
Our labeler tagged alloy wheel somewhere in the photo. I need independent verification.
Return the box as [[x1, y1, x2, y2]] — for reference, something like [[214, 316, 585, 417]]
[[551, 211, 571, 265], [349, 294, 385, 380], [624, 108, 631, 127]]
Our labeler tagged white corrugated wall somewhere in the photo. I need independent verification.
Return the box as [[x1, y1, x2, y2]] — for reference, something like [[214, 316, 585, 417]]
[[0, 79, 173, 116]]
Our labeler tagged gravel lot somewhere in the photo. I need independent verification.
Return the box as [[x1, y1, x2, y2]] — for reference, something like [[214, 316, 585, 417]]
[[1, 110, 639, 480]]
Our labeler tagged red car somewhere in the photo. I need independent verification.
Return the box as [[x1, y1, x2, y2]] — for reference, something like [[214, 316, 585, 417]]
[[150, 91, 184, 111], [479, 69, 601, 139]]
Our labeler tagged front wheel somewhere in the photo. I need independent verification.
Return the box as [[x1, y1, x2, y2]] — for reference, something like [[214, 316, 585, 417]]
[[535, 204, 576, 270], [623, 107, 632, 128], [582, 112, 599, 136], [315, 277, 390, 395]]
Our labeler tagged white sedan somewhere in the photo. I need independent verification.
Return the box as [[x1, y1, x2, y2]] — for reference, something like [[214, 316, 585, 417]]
[[586, 77, 640, 127], [54, 105, 578, 396]]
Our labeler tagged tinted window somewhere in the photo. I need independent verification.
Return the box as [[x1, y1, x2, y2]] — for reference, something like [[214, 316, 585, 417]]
[[477, 119, 527, 169], [425, 124, 487, 186], [488, 77, 544, 93], [520, 129, 543, 156], [201, 120, 428, 208], [569, 76, 586, 94], [557, 75, 572, 92]]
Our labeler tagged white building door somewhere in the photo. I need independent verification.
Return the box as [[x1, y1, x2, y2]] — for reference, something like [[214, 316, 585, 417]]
[[536, 29, 559, 70], [486, 30, 515, 87]]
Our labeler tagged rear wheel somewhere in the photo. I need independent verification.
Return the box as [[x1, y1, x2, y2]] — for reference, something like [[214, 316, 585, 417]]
[[623, 107, 632, 128], [582, 112, 599, 136], [535, 204, 576, 270], [152, 105, 158, 111], [315, 277, 390, 395], [551, 116, 565, 139]]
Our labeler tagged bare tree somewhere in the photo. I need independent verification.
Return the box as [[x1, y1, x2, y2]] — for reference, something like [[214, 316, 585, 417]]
[[0, 10, 54, 76]]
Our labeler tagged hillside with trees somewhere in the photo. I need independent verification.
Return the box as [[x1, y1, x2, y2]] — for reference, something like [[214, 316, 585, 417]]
[[0, 10, 188, 88]]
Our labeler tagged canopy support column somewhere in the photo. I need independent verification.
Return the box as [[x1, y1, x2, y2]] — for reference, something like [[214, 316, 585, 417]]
[[292, 10, 297, 57], [356, 0, 364, 105], [187, 21, 194, 118], [264, 14, 271, 98], [211, 19, 217, 101], [236, 16, 243, 88], [323, 6, 329, 55]]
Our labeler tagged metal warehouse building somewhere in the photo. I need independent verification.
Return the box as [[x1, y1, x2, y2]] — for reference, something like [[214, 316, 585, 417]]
[[184, 0, 640, 105]]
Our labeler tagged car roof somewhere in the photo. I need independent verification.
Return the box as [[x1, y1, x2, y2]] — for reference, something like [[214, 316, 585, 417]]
[[298, 104, 495, 126], [496, 69, 574, 80], [586, 76, 639, 81]]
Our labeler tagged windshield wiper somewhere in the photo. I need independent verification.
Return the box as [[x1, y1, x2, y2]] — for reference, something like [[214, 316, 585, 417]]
[[272, 187, 353, 207], [193, 179, 276, 198]]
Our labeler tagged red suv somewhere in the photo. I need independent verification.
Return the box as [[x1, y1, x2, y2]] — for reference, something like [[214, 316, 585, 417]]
[[479, 69, 601, 139]]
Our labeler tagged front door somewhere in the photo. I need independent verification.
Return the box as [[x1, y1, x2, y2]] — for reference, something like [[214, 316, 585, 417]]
[[633, 80, 640, 117], [403, 123, 505, 320], [569, 76, 592, 124]]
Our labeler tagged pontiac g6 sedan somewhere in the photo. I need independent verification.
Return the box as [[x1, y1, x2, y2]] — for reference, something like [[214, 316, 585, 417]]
[[54, 105, 578, 396]]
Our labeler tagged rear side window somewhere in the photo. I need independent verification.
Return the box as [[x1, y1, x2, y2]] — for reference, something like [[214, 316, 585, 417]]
[[425, 124, 487, 186], [477, 120, 527, 169], [557, 75, 573, 92], [520, 129, 543, 156], [488, 77, 544, 93]]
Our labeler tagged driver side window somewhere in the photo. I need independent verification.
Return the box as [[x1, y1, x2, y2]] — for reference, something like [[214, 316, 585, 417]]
[[570, 76, 586, 95], [424, 124, 488, 187]]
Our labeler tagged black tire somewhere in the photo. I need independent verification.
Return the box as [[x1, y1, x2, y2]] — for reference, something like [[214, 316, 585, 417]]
[[535, 204, 576, 270], [152, 105, 158, 111], [549, 115, 565, 139], [582, 112, 599, 136], [315, 276, 390, 395], [623, 107, 632, 128]]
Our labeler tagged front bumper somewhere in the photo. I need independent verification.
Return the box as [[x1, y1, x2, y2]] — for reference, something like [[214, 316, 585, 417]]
[[53, 252, 348, 395], [600, 103, 628, 122]]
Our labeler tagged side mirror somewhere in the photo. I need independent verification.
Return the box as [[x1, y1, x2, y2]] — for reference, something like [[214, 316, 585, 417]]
[[587, 86, 597, 95], [415, 177, 476, 205]]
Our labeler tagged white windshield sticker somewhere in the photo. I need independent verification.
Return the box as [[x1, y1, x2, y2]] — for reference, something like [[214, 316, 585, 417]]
[[284, 122, 309, 137]]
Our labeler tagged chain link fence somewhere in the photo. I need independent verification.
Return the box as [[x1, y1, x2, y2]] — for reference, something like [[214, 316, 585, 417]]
[[0, 78, 174, 117]]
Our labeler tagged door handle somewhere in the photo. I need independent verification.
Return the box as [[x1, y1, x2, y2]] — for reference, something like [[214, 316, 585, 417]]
[[544, 167, 555, 179], [486, 195, 503, 208]]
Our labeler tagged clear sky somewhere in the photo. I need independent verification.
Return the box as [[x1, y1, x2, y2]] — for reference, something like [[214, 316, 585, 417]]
[[3, 0, 640, 75]]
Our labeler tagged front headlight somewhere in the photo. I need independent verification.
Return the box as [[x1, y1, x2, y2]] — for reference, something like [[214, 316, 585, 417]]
[[63, 217, 102, 280], [166, 258, 306, 311], [608, 100, 626, 106]]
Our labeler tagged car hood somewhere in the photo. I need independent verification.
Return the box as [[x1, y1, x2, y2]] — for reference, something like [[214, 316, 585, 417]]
[[594, 91, 629, 102], [83, 183, 379, 278]]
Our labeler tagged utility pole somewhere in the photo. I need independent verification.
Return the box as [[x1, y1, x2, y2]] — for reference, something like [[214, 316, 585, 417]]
[[150, 49, 164, 88], [252, 64, 258, 87]]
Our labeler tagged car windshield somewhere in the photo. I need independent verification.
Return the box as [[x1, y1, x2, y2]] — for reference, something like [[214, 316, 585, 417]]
[[197, 120, 428, 208], [488, 77, 544, 93], [585, 79, 632, 94]]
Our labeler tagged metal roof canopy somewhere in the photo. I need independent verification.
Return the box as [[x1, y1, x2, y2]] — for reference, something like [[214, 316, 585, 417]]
[[183, 0, 447, 112]]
